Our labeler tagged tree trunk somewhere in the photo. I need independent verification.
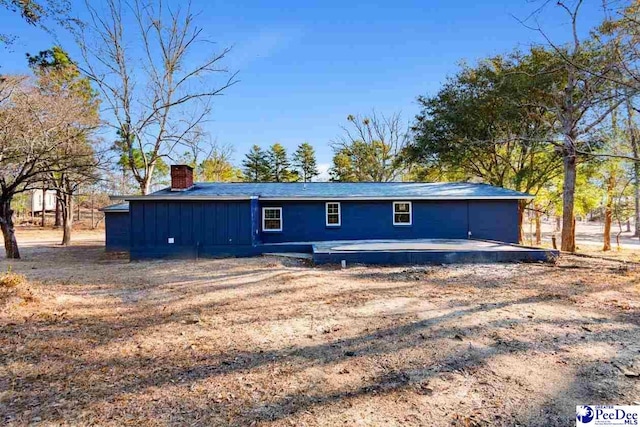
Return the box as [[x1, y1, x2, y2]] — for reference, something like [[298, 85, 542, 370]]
[[41, 187, 46, 227], [634, 159, 640, 239], [0, 197, 20, 259], [603, 175, 614, 252], [121, 166, 127, 194], [561, 143, 577, 252], [141, 178, 151, 195], [603, 206, 612, 251], [555, 215, 561, 232], [626, 100, 640, 238], [617, 218, 623, 251], [61, 192, 74, 246], [139, 163, 155, 195], [90, 191, 95, 229], [517, 200, 526, 244], [535, 206, 542, 246], [54, 190, 61, 227]]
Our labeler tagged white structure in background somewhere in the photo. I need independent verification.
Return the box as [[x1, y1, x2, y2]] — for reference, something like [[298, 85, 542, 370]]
[[30, 189, 56, 213]]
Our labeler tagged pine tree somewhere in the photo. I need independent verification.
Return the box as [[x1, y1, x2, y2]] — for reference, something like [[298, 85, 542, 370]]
[[242, 145, 270, 182], [267, 143, 296, 182], [292, 142, 319, 182]]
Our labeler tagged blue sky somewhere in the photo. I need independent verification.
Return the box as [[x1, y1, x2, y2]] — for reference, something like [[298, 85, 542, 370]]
[[0, 0, 606, 176]]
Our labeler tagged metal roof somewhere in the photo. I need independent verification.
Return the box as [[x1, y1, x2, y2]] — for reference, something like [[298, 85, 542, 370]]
[[100, 202, 130, 212], [124, 182, 533, 201]]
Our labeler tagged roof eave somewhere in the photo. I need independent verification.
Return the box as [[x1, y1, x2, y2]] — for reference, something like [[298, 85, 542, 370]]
[[124, 195, 252, 201], [101, 208, 130, 213], [259, 196, 533, 201], [124, 195, 533, 201]]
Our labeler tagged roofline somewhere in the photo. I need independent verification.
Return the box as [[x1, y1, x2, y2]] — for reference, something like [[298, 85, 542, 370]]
[[101, 208, 130, 212], [259, 196, 533, 201], [99, 204, 130, 212], [124, 195, 252, 201], [124, 195, 533, 201]]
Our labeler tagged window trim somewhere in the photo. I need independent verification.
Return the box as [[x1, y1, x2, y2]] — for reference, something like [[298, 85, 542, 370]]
[[262, 207, 283, 232], [393, 201, 412, 226], [325, 202, 341, 227]]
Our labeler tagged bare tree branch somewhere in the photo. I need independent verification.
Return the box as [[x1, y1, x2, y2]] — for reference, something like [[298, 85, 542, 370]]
[[73, 0, 237, 194]]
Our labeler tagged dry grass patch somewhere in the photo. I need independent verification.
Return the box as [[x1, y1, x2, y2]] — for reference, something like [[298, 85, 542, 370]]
[[0, 269, 27, 288], [0, 269, 38, 308], [1, 230, 640, 426]]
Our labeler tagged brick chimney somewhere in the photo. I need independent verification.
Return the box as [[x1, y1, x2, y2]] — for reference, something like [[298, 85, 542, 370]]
[[170, 165, 194, 191]]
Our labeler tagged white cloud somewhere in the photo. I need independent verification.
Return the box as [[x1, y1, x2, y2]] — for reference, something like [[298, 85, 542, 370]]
[[227, 28, 302, 70], [315, 163, 331, 182]]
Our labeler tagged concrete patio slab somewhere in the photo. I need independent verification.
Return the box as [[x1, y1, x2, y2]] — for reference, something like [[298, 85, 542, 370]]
[[322, 239, 526, 252], [309, 239, 558, 265]]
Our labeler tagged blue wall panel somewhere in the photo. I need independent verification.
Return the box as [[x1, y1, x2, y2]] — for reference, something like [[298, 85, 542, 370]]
[[105, 212, 130, 252], [129, 200, 253, 260], [155, 202, 168, 246], [130, 202, 145, 246], [259, 200, 470, 243], [468, 200, 519, 243], [181, 203, 191, 244], [128, 198, 521, 259]]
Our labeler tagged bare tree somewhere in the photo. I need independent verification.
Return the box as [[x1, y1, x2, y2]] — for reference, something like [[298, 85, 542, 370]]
[[75, 0, 237, 194], [50, 143, 101, 245], [0, 75, 98, 258], [179, 125, 208, 178], [28, 46, 102, 246], [180, 133, 240, 182], [330, 112, 409, 182], [0, 0, 74, 45]]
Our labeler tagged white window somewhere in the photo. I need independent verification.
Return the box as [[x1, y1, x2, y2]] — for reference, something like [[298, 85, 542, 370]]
[[262, 207, 282, 231], [393, 201, 412, 225], [325, 202, 341, 226]]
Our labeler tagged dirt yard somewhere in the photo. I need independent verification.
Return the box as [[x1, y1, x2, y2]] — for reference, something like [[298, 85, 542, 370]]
[[1, 229, 640, 426]]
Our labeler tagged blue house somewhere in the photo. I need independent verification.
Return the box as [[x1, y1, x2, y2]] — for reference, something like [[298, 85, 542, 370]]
[[102, 202, 130, 252], [102, 165, 554, 264]]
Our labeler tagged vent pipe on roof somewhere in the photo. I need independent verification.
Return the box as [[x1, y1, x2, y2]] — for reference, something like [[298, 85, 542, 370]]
[[170, 165, 194, 191]]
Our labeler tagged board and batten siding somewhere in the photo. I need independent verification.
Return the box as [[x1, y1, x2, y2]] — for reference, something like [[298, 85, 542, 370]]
[[259, 199, 519, 244], [129, 200, 254, 259], [105, 211, 130, 252], [468, 200, 519, 243], [124, 198, 520, 259]]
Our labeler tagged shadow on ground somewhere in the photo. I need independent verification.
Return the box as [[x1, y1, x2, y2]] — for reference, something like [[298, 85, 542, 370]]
[[1, 239, 639, 426]]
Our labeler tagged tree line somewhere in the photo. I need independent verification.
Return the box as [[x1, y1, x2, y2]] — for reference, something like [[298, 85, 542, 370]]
[[160, 140, 320, 184], [326, 1, 640, 253], [3, 0, 640, 258], [241, 142, 318, 183]]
